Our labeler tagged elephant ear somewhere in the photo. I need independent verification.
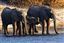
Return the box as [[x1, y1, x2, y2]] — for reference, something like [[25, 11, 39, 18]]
[[26, 16, 38, 25], [43, 6, 55, 19], [49, 13, 55, 19]]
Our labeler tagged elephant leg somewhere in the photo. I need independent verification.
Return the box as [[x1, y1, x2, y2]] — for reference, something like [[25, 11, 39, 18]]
[[41, 20, 45, 35], [19, 24, 21, 36], [16, 27, 18, 35], [29, 25, 31, 35], [32, 25, 34, 35], [46, 20, 50, 34], [22, 24, 24, 35], [17, 22, 21, 36], [16, 22, 19, 35], [34, 25, 38, 33], [6, 25, 9, 35], [2, 22, 4, 34], [3, 24, 7, 36], [13, 23, 15, 36], [2, 24, 4, 32], [22, 22, 27, 35], [19, 25, 21, 36]]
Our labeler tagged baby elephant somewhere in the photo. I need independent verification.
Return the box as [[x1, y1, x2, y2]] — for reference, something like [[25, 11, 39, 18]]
[[26, 16, 39, 35]]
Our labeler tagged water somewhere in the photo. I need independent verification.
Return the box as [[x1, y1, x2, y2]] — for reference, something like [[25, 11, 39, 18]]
[[0, 34, 64, 43]]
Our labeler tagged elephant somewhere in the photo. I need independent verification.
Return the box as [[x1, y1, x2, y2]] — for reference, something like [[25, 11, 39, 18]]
[[1, 7, 25, 36], [26, 5, 58, 35], [26, 16, 39, 35]]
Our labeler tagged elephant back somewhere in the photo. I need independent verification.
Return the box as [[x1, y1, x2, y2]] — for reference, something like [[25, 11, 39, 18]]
[[1, 7, 22, 24]]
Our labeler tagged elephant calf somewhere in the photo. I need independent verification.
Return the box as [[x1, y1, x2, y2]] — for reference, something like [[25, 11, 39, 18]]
[[26, 16, 39, 35]]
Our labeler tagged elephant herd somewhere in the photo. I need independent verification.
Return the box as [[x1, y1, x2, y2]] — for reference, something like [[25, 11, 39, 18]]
[[1, 5, 58, 36]]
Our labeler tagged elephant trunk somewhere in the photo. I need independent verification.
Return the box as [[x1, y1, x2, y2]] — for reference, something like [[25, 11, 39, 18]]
[[53, 17, 58, 34]]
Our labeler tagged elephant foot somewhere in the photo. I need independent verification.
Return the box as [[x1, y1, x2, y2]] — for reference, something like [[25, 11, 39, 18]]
[[42, 32, 45, 35], [25, 33, 27, 35], [16, 32, 17, 36], [19, 35, 21, 36], [35, 30, 38, 33], [19, 33, 21, 36], [13, 34, 15, 36], [29, 30, 31, 35], [29, 33, 31, 35], [23, 33, 27, 36], [31, 34, 34, 36], [4, 32, 7, 36], [47, 32, 50, 35], [7, 32, 9, 35], [32, 32, 34, 35], [13, 33, 15, 36]]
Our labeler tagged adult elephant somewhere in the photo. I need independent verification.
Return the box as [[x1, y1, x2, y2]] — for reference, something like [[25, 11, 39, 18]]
[[1, 7, 25, 36], [26, 5, 58, 35]]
